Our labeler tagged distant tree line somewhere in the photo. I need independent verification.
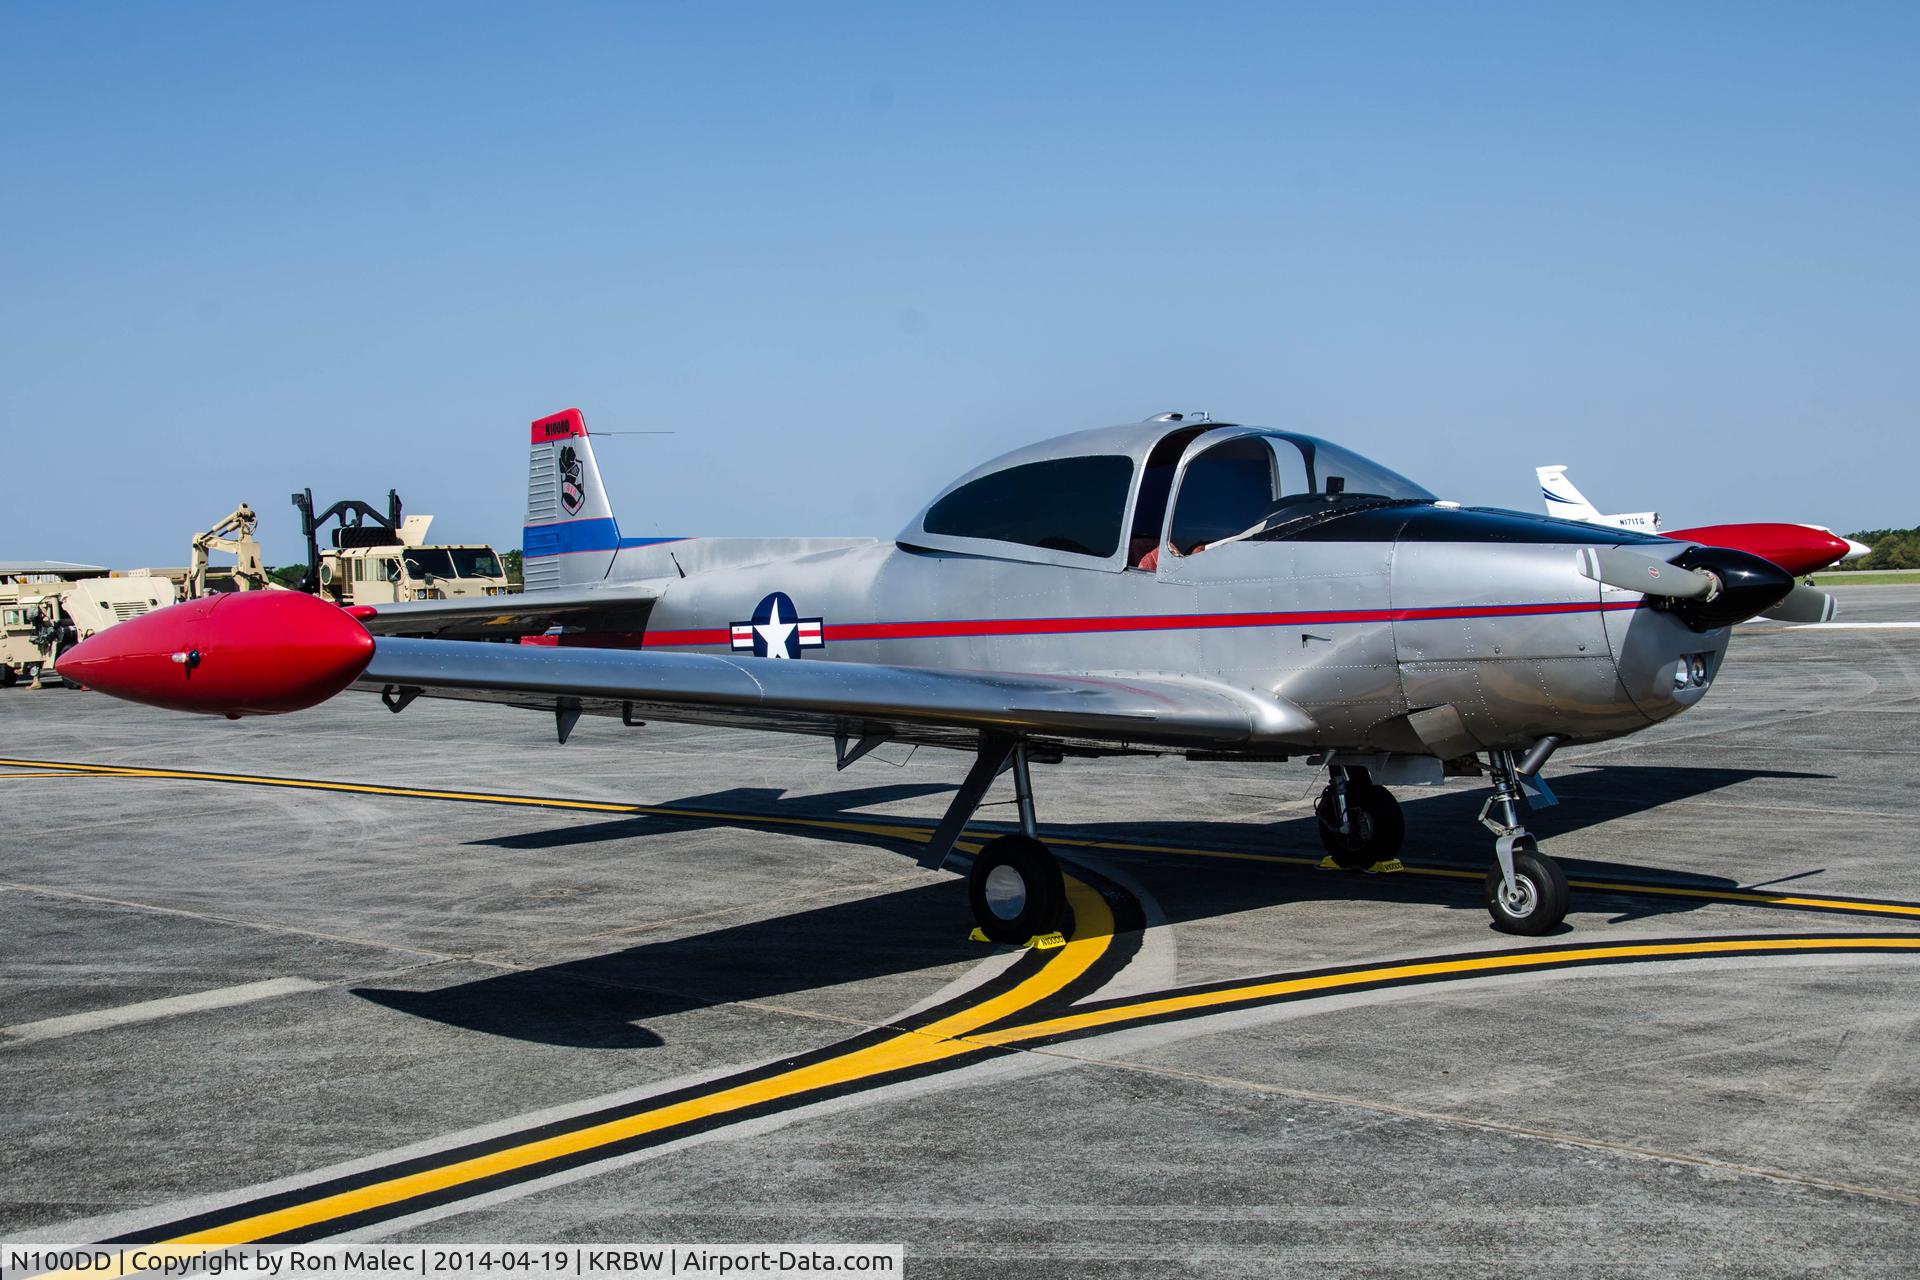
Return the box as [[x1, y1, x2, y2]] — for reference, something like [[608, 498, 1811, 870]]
[[1829, 527, 1920, 571]]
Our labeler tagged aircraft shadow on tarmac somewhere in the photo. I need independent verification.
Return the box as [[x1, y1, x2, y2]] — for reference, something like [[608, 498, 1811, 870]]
[[354, 764, 1827, 1048], [353, 881, 988, 1049]]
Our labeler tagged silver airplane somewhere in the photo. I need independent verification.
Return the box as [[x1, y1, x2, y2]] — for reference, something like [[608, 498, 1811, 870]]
[[58, 409, 1833, 940]]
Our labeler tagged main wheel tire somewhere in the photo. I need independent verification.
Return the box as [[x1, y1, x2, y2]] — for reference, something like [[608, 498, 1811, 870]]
[[1484, 840, 1570, 935], [1315, 780, 1405, 869], [968, 834, 1066, 944]]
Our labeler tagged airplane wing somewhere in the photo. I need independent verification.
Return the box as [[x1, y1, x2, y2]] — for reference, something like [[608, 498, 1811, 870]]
[[355, 637, 1316, 753], [349, 581, 664, 640], [52, 590, 1315, 753]]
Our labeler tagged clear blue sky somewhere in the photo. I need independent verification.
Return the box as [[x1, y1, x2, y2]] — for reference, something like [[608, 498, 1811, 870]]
[[4, 2, 1915, 567]]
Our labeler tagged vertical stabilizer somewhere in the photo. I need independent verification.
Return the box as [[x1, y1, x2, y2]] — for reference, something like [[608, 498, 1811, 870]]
[[1537, 464, 1660, 532], [1536, 465, 1600, 522], [524, 409, 620, 590]]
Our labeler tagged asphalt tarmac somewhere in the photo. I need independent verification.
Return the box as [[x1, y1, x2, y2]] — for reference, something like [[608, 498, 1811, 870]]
[[4, 585, 1919, 1276]]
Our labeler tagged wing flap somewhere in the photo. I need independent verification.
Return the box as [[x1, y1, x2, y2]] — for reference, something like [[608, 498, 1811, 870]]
[[352, 582, 664, 639], [357, 637, 1314, 751]]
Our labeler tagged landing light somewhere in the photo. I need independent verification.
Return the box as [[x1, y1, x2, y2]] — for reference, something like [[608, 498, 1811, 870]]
[[1674, 652, 1713, 690]]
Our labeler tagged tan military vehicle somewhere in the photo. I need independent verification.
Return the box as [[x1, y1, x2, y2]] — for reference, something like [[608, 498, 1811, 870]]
[[310, 514, 509, 607], [189, 503, 279, 597], [2, 562, 102, 686], [1, 563, 178, 686]]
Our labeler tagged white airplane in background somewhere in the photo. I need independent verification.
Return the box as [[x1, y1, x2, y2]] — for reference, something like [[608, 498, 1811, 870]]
[[1537, 465, 1870, 577]]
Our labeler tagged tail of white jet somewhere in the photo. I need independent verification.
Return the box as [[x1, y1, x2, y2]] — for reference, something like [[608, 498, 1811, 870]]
[[1535, 465, 1869, 567], [1536, 465, 1660, 532]]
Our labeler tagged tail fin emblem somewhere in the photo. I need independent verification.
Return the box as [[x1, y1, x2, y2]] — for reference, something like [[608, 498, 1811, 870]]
[[559, 445, 586, 516]]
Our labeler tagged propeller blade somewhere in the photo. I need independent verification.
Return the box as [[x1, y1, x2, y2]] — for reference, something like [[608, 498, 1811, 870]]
[[1578, 543, 1800, 630], [1762, 583, 1838, 624], [1575, 546, 1717, 600]]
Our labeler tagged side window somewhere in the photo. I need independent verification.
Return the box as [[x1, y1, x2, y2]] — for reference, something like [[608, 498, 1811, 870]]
[[924, 456, 1135, 558], [1170, 438, 1276, 552], [1169, 436, 1314, 552]]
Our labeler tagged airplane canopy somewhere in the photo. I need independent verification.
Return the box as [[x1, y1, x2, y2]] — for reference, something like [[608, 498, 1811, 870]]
[[897, 421, 1433, 571]]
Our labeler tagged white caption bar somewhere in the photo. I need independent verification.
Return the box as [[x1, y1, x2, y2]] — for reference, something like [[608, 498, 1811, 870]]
[[0, 1245, 903, 1280]]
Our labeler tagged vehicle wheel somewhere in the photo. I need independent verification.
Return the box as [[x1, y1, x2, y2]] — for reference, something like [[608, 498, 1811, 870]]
[[968, 834, 1066, 944], [1484, 840, 1570, 935], [0, 666, 15, 688], [1315, 779, 1405, 869]]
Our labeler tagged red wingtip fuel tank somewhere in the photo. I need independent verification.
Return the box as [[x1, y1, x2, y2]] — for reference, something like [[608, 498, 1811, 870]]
[[54, 590, 375, 717], [1664, 523, 1852, 578]]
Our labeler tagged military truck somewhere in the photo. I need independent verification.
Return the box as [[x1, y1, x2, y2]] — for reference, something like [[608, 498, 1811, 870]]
[[293, 489, 510, 608], [1, 563, 178, 687], [1, 562, 101, 686]]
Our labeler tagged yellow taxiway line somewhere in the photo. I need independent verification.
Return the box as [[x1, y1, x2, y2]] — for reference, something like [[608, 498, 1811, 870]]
[[5, 756, 1918, 921], [31, 880, 1114, 1264], [974, 933, 1920, 1047], [30, 925, 1920, 1265], [9, 756, 1920, 1257]]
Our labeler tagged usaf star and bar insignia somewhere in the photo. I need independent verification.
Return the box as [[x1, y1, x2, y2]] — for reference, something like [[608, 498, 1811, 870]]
[[730, 592, 825, 659]]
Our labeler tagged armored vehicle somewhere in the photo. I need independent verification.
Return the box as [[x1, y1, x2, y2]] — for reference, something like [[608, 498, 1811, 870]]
[[292, 489, 509, 608]]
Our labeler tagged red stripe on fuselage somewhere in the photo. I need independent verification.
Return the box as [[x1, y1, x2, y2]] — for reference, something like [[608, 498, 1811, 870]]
[[629, 600, 1638, 649]]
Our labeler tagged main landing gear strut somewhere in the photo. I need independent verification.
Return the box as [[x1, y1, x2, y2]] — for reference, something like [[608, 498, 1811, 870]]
[[919, 733, 1066, 943], [1314, 767, 1406, 870]]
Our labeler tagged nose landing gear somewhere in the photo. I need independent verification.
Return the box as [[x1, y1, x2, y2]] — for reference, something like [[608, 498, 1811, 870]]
[[1480, 749, 1569, 934]]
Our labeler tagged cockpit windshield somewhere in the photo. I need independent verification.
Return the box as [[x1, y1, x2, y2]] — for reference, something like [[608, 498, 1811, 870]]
[[1167, 431, 1434, 554]]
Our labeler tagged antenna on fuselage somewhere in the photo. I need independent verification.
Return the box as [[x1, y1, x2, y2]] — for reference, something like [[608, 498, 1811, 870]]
[[1144, 411, 1211, 423]]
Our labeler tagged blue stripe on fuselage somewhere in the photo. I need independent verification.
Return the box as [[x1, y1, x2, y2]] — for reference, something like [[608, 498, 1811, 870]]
[[523, 520, 687, 558]]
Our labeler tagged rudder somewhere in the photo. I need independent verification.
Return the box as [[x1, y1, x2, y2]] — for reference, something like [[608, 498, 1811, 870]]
[[1536, 464, 1600, 522], [524, 408, 620, 590]]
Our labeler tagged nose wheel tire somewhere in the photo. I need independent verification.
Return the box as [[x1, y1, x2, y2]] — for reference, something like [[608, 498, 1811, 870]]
[[1484, 840, 1569, 935], [1315, 780, 1405, 869], [968, 834, 1066, 944]]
